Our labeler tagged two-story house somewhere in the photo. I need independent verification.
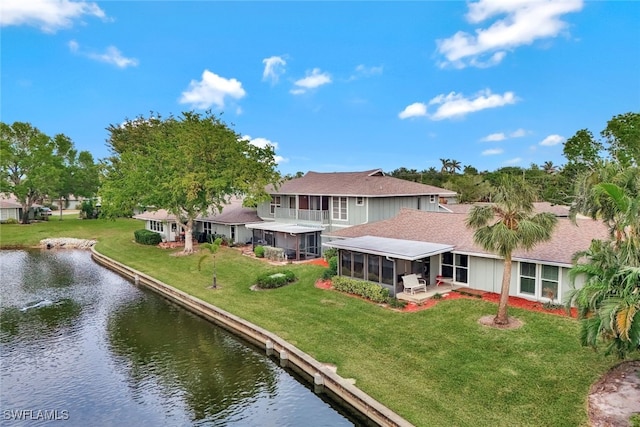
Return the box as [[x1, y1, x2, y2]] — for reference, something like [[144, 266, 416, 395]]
[[246, 169, 457, 261]]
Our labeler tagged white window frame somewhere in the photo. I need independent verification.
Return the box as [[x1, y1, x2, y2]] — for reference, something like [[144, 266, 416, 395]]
[[355, 196, 364, 206], [518, 262, 561, 301], [270, 196, 281, 215], [150, 220, 164, 232], [332, 196, 348, 221], [430, 195, 436, 203]]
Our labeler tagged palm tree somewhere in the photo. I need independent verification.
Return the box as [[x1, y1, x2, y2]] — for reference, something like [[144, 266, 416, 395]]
[[566, 164, 640, 358], [449, 159, 462, 174], [198, 237, 223, 289], [542, 161, 558, 174], [439, 158, 451, 174], [466, 177, 558, 325]]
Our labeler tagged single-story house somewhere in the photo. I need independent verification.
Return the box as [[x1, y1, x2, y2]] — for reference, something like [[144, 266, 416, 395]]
[[133, 198, 263, 244], [132, 209, 179, 242], [195, 197, 261, 245], [0, 198, 22, 221], [324, 207, 609, 303]]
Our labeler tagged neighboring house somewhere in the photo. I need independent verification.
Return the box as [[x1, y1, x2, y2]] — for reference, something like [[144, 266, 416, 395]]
[[248, 169, 457, 260], [196, 197, 261, 244], [132, 209, 179, 242], [133, 198, 261, 244], [324, 207, 609, 303], [0, 194, 39, 221], [0, 198, 22, 221]]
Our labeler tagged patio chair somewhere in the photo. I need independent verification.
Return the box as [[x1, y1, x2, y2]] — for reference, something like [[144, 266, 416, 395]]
[[401, 274, 427, 295]]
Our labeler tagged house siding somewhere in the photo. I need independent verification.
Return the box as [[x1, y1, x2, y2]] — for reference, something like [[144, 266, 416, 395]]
[[1, 208, 20, 221]]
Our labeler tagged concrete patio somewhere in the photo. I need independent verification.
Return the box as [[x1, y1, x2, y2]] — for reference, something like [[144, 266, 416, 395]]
[[396, 282, 461, 303]]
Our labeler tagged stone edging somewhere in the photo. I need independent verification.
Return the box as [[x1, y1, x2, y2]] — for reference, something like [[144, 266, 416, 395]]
[[40, 238, 97, 249], [90, 248, 414, 427]]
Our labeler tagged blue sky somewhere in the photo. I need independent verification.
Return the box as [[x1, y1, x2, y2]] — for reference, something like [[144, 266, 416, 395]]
[[2, 0, 639, 176]]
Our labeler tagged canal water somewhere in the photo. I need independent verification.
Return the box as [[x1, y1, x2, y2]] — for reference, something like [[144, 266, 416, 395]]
[[0, 250, 355, 426]]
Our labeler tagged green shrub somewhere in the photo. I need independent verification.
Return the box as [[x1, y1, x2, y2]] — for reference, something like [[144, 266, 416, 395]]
[[3, 218, 19, 224], [323, 247, 337, 261], [321, 255, 338, 280], [630, 414, 640, 427], [432, 293, 443, 300], [387, 298, 408, 309], [254, 245, 265, 258], [134, 229, 162, 245], [255, 270, 297, 289], [332, 276, 390, 304]]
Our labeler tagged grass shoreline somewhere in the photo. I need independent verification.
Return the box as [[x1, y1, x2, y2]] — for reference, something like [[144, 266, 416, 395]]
[[0, 217, 624, 426]]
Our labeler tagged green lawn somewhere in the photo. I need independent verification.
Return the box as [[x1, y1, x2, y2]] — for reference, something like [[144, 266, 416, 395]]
[[0, 218, 620, 426]]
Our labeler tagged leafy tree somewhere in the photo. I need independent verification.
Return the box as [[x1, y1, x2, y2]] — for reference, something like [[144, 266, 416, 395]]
[[443, 174, 491, 203], [602, 112, 639, 167], [198, 237, 223, 289], [100, 111, 281, 254], [542, 161, 558, 174], [0, 122, 61, 224], [50, 137, 100, 219], [466, 178, 558, 325]]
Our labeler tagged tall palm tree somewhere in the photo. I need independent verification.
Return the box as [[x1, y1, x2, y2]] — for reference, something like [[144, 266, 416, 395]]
[[466, 177, 558, 325], [449, 159, 462, 174], [439, 158, 451, 174]]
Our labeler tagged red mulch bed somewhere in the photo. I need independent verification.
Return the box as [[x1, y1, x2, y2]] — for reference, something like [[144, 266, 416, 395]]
[[306, 258, 329, 267], [314, 279, 578, 317]]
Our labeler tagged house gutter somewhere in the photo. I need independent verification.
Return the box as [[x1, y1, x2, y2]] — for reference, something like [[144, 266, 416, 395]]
[[90, 248, 414, 427]]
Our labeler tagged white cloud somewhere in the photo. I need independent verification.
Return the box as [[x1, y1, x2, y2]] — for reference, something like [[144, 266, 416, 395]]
[[88, 46, 138, 68], [1, 0, 106, 33], [180, 70, 246, 110], [68, 42, 137, 68], [480, 128, 529, 142], [428, 89, 517, 120], [241, 135, 287, 164], [436, 0, 583, 68], [398, 102, 428, 120], [69, 40, 138, 68], [349, 64, 384, 80], [504, 157, 522, 165], [262, 56, 286, 84], [539, 134, 565, 146], [482, 148, 504, 155], [510, 128, 527, 138], [480, 132, 506, 142], [290, 68, 332, 95]]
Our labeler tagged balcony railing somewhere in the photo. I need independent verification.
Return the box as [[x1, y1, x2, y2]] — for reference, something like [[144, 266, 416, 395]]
[[274, 207, 329, 223]]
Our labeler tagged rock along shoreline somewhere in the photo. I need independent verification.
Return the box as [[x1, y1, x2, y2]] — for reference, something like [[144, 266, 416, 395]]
[[40, 238, 97, 250]]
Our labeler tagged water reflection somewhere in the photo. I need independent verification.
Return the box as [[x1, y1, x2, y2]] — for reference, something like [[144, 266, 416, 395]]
[[0, 250, 353, 426]]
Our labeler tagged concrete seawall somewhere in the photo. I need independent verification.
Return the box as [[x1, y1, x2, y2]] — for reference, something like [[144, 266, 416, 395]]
[[91, 248, 414, 427]]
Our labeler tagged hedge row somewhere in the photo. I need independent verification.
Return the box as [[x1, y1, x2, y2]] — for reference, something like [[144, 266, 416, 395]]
[[134, 229, 162, 245], [331, 276, 390, 304], [255, 270, 297, 289]]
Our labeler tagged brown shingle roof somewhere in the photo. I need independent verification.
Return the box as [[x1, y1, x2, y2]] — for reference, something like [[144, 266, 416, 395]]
[[327, 208, 609, 265], [444, 202, 571, 217], [270, 169, 456, 197], [199, 197, 260, 224], [133, 198, 261, 225]]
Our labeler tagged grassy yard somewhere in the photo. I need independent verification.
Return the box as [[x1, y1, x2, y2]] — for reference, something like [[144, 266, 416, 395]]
[[0, 218, 619, 426]]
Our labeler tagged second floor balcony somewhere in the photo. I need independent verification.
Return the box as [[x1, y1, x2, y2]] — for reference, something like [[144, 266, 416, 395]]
[[271, 207, 329, 223]]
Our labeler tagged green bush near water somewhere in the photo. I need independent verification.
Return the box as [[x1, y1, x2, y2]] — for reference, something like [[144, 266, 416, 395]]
[[134, 229, 162, 245]]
